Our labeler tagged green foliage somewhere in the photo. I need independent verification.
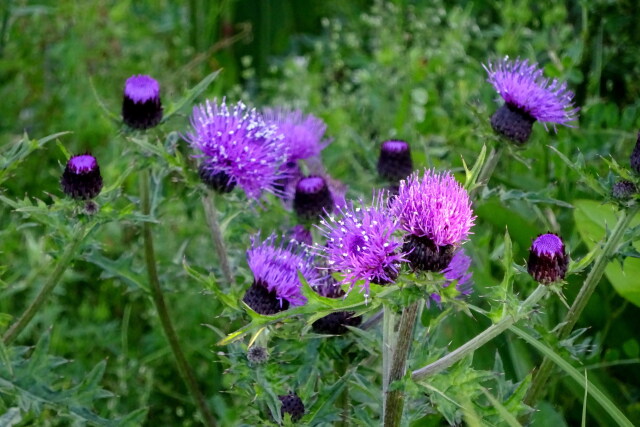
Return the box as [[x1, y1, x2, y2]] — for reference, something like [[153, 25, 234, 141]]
[[1, 0, 640, 425]]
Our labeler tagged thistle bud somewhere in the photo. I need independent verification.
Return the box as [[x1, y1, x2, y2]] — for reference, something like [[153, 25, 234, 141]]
[[122, 75, 163, 130], [60, 154, 103, 200], [527, 233, 568, 285]]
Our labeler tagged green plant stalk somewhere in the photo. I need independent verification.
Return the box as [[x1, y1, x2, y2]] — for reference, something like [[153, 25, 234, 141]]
[[202, 191, 234, 285], [470, 146, 503, 199], [382, 305, 397, 416], [3, 223, 87, 345], [384, 301, 420, 427], [412, 285, 547, 381], [524, 204, 640, 408], [140, 171, 217, 427]]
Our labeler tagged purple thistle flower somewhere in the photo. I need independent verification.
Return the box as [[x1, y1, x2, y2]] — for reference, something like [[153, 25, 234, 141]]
[[60, 154, 103, 200], [122, 75, 163, 129], [484, 57, 579, 144], [242, 234, 320, 315], [317, 192, 406, 297], [186, 99, 288, 200], [263, 108, 331, 162], [442, 249, 474, 295], [392, 169, 475, 271], [427, 250, 473, 308], [527, 233, 568, 285]]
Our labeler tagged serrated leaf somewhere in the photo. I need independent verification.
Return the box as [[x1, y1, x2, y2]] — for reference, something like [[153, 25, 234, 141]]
[[162, 70, 221, 123], [574, 199, 640, 306]]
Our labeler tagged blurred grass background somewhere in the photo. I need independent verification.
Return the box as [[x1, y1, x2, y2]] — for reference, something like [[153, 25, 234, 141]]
[[2, 0, 640, 425]]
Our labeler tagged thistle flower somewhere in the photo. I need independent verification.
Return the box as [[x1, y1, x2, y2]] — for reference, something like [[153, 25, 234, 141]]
[[242, 234, 320, 315], [426, 250, 474, 309], [60, 154, 103, 200], [442, 249, 474, 296], [186, 99, 287, 200], [278, 392, 305, 423], [392, 169, 475, 272], [294, 176, 335, 222], [484, 57, 578, 144], [612, 180, 637, 200], [527, 233, 568, 285], [122, 75, 163, 129], [263, 108, 331, 161], [377, 140, 413, 182], [631, 132, 640, 175], [317, 193, 405, 297]]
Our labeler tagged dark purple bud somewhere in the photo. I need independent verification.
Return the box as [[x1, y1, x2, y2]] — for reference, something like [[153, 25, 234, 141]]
[[527, 233, 568, 285], [631, 132, 640, 175], [122, 75, 163, 130], [490, 103, 536, 145], [312, 311, 362, 335], [377, 140, 413, 182], [198, 164, 237, 193], [60, 154, 103, 200], [293, 176, 334, 222], [242, 279, 289, 315], [612, 180, 637, 200], [278, 392, 305, 423], [402, 234, 454, 272]]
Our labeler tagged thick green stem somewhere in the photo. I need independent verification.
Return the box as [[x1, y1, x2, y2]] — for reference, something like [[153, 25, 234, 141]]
[[140, 171, 217, 427], [470, 146, 503, 199], [383, 302, 420, 427], [202, 191, 234, 285], [3, 224, 87, 345], [524, 204, 640, 407], [412, 285, 547, 381], [382, 305, 396, 416]]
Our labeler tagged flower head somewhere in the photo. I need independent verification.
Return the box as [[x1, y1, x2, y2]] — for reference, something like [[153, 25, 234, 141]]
[[294, 176, 335, 222], [122, 74, 163, 129], [186, 99, 288, 200], [60, 154, 103, 200], [377, 140, 413, 182], [527, 233, 568, 284], [392, 169, 475, 271], [263, 108, 331, 161], [242, 234, 320, 315], [317, 192, 405, 297], [442, 249, 474, 295], [484, 58, 578, 144]]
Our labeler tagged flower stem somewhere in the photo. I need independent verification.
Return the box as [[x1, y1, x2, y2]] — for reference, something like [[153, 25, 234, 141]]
[[412, 285, 547, 381], [140, 170, 217, 427], [201, 191, 234, 285], [470, 146, 503, 199], [524, 204, 640, 408], [3, 223, 88, 345], [383, 301, 420, 426]]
